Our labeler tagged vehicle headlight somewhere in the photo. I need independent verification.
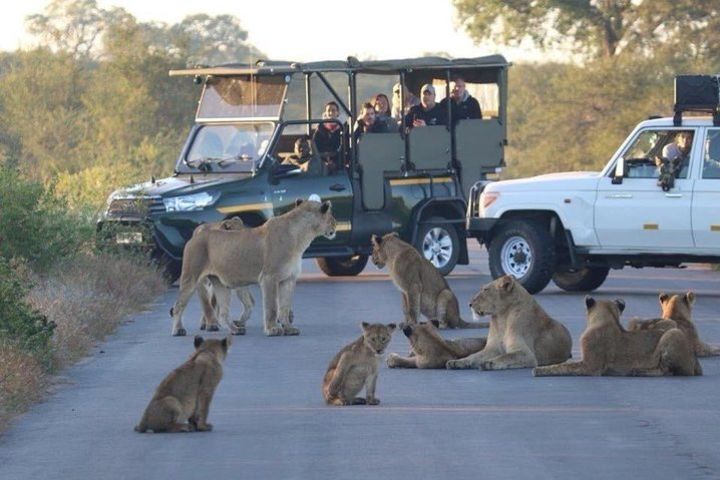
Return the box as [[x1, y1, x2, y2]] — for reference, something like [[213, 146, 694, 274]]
[[163, 192, 219, 212]]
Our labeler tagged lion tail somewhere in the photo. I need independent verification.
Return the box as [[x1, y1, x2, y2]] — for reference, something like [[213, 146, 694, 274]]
[[456, 318, 490, 329]]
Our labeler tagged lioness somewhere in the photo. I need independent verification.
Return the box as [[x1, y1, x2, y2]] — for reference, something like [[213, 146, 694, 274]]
[[170, 199, 336, 337], [370, 233, 487, 329], [533, 296, 702, 377], [387, 320, 487, 369], [135, 335, 231, 433], [323, 322, 396, 406], [446, 275, 572, 370], [192, 217, 255, 334], [627, 292, 720, 357]]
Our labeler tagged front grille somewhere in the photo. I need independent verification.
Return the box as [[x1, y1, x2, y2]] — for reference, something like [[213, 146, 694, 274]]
[[107, 196, 163, 218]]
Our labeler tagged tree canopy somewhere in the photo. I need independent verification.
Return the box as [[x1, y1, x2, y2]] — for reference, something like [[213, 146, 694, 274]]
[[453, 0, 720, 60]]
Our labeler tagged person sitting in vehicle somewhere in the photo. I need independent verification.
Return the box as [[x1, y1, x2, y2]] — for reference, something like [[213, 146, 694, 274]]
[[404, 84, 447, 130], [372, 93, 397, 132], [313, 101, 343, 174], [282, 136, 322, 175], [439, 76, 482, 125], [657, 130, 693, 176], [391, 82, 420, 122], [354, 102, 388, 142]]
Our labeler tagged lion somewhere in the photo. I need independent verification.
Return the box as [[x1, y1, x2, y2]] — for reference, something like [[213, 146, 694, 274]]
[[370, 233, 487, 329], [446, 275, 572, 370], [323, 322, 396, 406], [135, 335, 231, 433], [170, 199, 336, 337], [627, 291, 720, 357], [192, 217, 255, 334], [387, 320, 487, 369], [533, 296, 702, 377]]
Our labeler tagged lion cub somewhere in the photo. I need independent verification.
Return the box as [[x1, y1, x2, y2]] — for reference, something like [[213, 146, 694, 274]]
[[135, 336, 231, 433], [627, 292, 720, 357], [370, 233, 486, 329], [534, 297, 701, 377], [323, 322, 396, 406], [387, 321, 487, 369]]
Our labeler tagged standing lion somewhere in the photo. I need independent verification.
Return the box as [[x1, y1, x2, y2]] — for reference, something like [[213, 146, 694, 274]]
[[170, 199, 336, 337]]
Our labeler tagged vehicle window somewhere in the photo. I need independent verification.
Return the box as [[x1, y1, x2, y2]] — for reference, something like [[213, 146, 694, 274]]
[[620, 129, 693, 179], [182, 123, 274, 173], [198, 76, 288, 119], [703, 129, 720, 179]]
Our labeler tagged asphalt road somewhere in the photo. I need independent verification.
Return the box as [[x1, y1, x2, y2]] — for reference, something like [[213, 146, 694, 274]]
[[2, 244, 720, 480]]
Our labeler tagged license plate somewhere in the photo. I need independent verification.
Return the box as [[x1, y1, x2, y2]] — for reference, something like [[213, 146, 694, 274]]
[[116, 232, 143, 245]]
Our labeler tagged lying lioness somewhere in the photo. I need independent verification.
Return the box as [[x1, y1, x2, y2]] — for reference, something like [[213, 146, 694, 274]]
[[387, 320, 487, 369], [628, 292, 720, 357], [534, 296, 702, 377], [446, 275, 572, 370], [370, 232, 487, 329]]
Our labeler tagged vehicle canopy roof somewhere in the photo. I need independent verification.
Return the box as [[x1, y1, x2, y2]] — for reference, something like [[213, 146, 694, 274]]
[[169, 55, 509, 78]]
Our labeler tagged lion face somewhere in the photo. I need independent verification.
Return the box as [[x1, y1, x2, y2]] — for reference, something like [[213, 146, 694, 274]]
[[361, 322, 396, 354], [370, 234, 388, 268], [469, 275, 517, 316], [319, 201, 336, 239], [660, 292, 694, 322]]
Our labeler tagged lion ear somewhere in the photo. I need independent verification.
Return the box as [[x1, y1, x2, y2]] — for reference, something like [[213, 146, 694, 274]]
[[387, 323, 397, 331], [371, 234, 382, 246], [685, 291, 695, 306], [659, 292, 669, 304], [584, 295, 596, 310], [430, 320, 440, 328], [361, 321, 370, 331], [321, 201, 331, 214], [615, 299, 626, 313], [294, 198, 303, 207], [499, 275, 514, 292], [194, 336, 204, 349]]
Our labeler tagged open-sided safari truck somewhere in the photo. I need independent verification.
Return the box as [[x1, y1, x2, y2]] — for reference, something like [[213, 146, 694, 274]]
[[97, 56, 508, 279]]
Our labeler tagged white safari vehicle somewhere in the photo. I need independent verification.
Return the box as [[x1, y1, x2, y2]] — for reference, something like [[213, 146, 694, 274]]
[[467, 75, 720, 293]]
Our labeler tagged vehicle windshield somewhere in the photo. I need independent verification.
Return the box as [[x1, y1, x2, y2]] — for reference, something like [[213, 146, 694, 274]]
[[179, 123, 275, 173]]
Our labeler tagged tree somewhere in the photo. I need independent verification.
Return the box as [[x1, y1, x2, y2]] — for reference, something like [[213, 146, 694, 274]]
[[453, 0, 720, 60]]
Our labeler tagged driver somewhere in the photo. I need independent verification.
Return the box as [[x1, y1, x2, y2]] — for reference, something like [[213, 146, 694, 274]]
[[282, 136, 322, 175]]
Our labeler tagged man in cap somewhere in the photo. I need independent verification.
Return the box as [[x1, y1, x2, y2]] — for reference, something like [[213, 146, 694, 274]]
[[404, 83, 447, 130], [440, 76, 482, 125]]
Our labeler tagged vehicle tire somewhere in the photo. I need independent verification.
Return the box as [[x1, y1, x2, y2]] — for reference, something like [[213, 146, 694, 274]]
[[553, 266, 610, 292], [316, 255, 369, 276], [415, 217, 460, 276], [488, 220, 555, 294]]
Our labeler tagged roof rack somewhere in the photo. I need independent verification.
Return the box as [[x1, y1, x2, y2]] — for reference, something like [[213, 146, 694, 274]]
[[674, 75, 720, 126]]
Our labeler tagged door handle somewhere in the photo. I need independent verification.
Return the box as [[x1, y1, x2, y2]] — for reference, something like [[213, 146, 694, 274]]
[[606, 194, 633, 199], [665, 193, 683, 198], [329, 184, 346, 192]]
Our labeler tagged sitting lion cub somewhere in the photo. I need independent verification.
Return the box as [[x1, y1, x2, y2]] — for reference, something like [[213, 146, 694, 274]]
[[387, 320, 487, 369], [370, 233, 487, 329], [533, 296, 702, 377], [446, 275, 572, 370], [135, 335, 231, 433], [627, 292, 720, 357], [323, 322, 396, 406]]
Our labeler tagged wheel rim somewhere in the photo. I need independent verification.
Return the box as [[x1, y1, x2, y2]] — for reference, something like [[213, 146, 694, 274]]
[[500, 236, 532, 278], [422, 227, 453, 269]]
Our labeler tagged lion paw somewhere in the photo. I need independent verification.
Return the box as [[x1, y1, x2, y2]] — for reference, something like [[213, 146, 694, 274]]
[[172, 328, 187, 337], [367, 398, 380, 406], [479, 361, 495, 370], [232, 326, 246, 336], [283, 325, 300, 336], [196, 423, 213, 432], [446, 359, 467, 369], [265, 326, 284, 336], [199, 324, 206, 331], [386, 353, 400, 368]]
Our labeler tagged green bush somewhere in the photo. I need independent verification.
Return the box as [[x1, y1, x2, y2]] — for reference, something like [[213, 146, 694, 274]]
[[0, 258, 54, 362], [0, 167, 93, 272]]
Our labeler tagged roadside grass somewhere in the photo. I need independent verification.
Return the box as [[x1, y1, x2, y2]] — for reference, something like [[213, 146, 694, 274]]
[[0, 253, 166, 432]]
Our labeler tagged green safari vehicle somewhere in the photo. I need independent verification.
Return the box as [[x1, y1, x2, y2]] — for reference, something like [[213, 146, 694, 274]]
[[97, 55, 508, 280]]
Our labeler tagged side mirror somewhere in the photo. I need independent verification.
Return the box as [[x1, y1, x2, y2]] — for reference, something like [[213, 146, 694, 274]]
[[611, 157, 624, 184]]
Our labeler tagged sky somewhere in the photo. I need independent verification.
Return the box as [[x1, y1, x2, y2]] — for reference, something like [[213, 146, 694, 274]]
[[0, 0, 550, 63]]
